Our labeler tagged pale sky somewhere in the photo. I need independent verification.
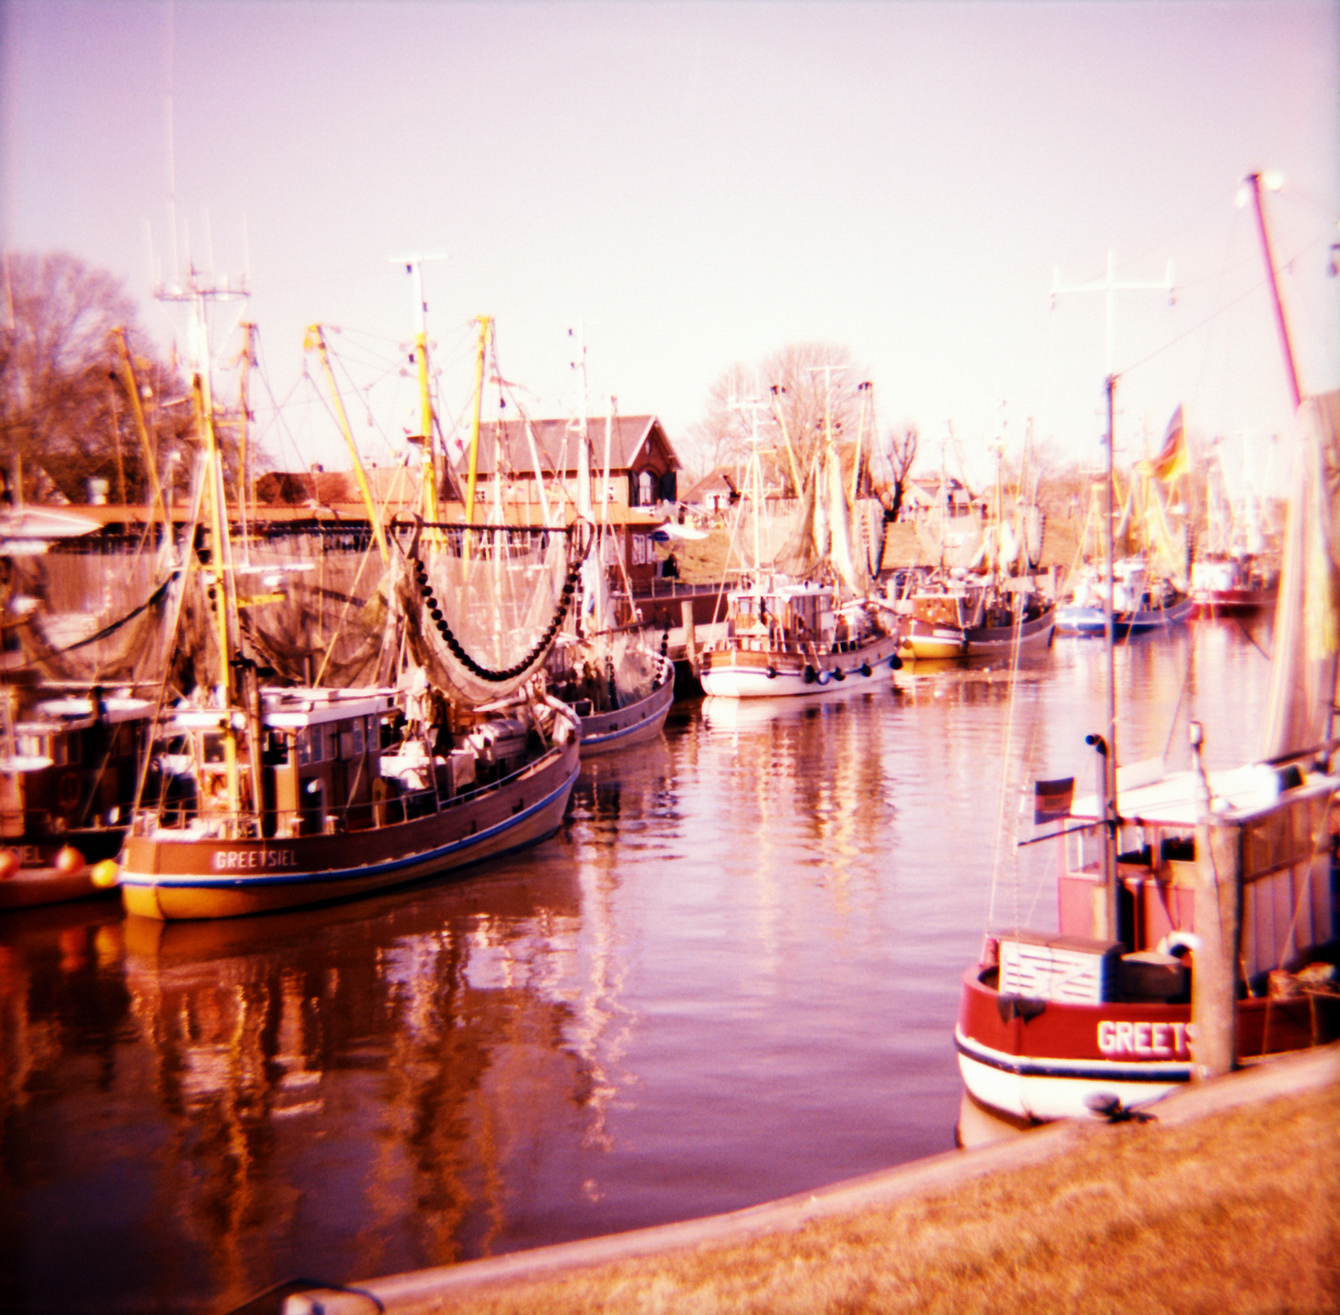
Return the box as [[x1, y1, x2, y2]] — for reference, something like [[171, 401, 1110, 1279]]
[[3, 0, 1337, 487]]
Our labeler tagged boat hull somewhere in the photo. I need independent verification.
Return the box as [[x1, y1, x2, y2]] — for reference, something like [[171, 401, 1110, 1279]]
[[0, 829, 126, 911], [575, 655, 675, 754], [902, 606, 1055, 660], [1056, 596, 1194, 636], [955, 967, 1318, 1123], [698, 635, 901, 699], [120, 739, 580, 920], [1190, 587, 1276, 617]]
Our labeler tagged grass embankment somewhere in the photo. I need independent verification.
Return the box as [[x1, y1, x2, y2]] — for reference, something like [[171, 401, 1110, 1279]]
[[296, 1054, 1339, 1315], [666, 519, 1086, 586]]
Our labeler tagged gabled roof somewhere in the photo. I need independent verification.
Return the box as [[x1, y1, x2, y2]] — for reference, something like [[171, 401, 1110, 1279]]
[[452, 415, 679, 478]]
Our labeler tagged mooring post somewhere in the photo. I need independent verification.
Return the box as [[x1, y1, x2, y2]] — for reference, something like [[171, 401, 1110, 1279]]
[[1191, 722, 1239, 1079]]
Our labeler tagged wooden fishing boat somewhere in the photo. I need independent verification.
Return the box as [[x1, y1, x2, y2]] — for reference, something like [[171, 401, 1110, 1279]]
[[698, 577, 902, 698], [119, 686, 579, 920], [550, 646, 676, 753], [1, 683, 154, 909], [899, 579, 1055, 660], [956, 750, 1338, 1125]]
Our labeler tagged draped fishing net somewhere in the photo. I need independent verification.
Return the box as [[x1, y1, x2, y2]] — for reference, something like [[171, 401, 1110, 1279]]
[[396, 520, 594, 707], [233, 527, 393, 688], [2, 534, 182, 684]]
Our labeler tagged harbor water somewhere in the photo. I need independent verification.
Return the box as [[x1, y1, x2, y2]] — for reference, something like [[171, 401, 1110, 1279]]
[[0, 618, 1276, 1313]]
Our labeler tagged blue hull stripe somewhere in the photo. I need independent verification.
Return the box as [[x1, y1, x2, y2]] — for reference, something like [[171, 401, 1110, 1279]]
[[122, 764, 578, 892], [955, 1030, 1191, 1085]]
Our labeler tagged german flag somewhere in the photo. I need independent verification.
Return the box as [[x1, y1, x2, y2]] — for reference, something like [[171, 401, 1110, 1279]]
[[1151, 405, 1188, 483]]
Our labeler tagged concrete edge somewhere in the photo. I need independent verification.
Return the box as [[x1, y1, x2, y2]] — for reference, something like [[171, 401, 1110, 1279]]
[[284, 1043, 1340, 1314]]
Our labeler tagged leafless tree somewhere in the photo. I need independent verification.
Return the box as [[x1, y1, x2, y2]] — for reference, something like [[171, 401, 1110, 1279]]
[[872, 423, 919, 521], [0, 251, 194, 506], [688, 342, 873, 496]]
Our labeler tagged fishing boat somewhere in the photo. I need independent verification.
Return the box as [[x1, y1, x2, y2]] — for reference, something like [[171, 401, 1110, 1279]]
[[547, 639, 675, 753], [899, 576, 1055, 660], [698, 382, 901, 699], [119, 681, 580, 921], [699, 575, 902, 697], [1055, 557, 1194, 636], [118, 272, 585, 921], [956, 177, 1340, 1135], [1, 682, 154, 909], [1189, 554, 1277, 617]]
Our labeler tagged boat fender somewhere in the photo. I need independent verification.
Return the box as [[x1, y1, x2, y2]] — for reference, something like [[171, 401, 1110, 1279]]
[[832, 667, 845, 681], [766, 666, 777, 679], [860, 663, 872, 678], [889, 654, 903, 670], [0, 850, 18, 880], [817, 670, 831, 686], [56, 772, 81, 813], [803, 665, 818, 684]]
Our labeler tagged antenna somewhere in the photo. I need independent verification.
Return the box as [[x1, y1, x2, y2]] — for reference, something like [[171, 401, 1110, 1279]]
[[1052, 250, 1175, 378]]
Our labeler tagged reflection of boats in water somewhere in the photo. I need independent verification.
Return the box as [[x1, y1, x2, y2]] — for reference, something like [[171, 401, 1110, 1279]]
[[1, 682, 153, 909], [957, 180, 1340, 1137], [1189, 554, 1277, 617]]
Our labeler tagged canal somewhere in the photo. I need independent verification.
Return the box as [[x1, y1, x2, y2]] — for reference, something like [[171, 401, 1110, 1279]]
[[0, 617, 1275, 1313]]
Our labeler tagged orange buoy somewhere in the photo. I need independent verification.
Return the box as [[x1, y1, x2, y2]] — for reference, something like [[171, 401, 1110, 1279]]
[[90, 859, 120, 889], [0, 850, 19, 880], [54, 845, 86, 876]]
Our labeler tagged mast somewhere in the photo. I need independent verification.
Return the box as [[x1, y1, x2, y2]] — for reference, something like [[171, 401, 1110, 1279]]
[[1244, 172, 1302, 411], [465, 315, 492, 527]]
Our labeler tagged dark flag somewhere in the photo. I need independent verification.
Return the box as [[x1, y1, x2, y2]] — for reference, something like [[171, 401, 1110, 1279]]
[[1034, 776, 1075, 825]]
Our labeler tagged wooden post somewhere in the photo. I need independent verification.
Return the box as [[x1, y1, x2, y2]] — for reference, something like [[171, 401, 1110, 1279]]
[[681, 599, 697, 666], [1192, 817, 1240, 1080]]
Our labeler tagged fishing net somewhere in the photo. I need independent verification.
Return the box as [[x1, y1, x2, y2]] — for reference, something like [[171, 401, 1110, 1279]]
[[233, 527, 393, 687], [2, 532, 182, 684], [396, 519, 594, 707]]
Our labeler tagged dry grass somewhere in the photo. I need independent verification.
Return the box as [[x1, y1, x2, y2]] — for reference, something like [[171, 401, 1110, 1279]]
[[419, 1083, 1339, 1315]]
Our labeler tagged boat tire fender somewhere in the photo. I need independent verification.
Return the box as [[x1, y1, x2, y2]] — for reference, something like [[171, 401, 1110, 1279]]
[[817, 670, 831, 686], [889, 654, 903, 671], [833, 668, 845, 682], [766, 666, 777, 680], [803, 665, 818, 684], [860, 662, 872, 678]]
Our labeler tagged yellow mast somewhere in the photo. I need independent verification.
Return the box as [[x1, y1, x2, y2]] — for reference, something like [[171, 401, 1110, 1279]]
[[109, 327, 172, 557], [304, 324, 390, 565]]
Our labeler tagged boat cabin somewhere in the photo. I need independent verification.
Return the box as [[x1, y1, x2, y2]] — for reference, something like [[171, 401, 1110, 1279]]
[[1, 690, 154, 840], [726, 580, 844, 653], [1035, 758, 1338, 1001]]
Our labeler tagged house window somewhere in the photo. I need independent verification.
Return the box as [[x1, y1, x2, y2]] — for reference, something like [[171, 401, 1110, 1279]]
[[632, 534, 648, 565], [639, 471, 656, 505]]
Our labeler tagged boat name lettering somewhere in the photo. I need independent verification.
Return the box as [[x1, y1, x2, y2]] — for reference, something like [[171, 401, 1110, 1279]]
[[1096, 1019, 1191, 1059], [212, 848, 297, 872]]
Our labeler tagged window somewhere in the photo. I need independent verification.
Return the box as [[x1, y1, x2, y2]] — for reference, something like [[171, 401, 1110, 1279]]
[[639, 470, 656, 504]]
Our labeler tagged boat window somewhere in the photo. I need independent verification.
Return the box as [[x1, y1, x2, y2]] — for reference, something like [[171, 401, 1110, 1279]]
[[342, 718, 365, 757], [297, 726, 322, 766], [201, 731, 226, 765], [17, 733, 47, 759], [323, 724, 339, 761]]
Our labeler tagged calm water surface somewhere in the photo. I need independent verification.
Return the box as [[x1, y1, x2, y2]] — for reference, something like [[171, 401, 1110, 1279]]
[[0, 618, 1273, 1313]]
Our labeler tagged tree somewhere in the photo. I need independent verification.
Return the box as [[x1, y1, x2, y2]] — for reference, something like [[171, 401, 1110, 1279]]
[[0, 251, 194, 506], [688, 342, 874, 497], [871, 423, 919, 521]]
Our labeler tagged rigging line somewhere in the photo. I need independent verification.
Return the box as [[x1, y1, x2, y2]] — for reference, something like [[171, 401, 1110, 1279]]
[[1161, 620, 1201, 764], [1119, 226, 1339, 382]]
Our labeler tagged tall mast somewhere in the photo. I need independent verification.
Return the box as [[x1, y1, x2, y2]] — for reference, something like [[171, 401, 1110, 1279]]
[[465, 315, 492, 527], [1244, 172, 1302, 411]]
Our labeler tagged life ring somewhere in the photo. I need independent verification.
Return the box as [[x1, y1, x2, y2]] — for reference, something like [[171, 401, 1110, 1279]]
[[56, 772, 81, 813]]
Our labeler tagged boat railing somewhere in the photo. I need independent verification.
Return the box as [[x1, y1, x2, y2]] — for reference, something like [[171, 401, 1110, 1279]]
[[132, 744, 563, 842]]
